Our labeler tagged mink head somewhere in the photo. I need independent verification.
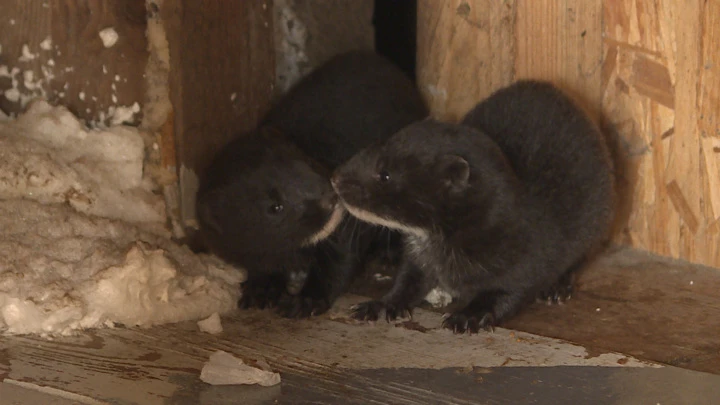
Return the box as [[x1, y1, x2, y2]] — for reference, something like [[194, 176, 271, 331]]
[[331, 119, 514, 237], [196, 128, 344, 269]]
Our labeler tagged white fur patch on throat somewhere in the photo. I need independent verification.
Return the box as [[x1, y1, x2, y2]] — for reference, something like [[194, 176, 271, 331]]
[[303, 205, 346, 246], [343, 203, 427, 239]]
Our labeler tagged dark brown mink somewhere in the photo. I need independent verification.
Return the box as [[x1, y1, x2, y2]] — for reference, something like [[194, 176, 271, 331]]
[[262, 50, 429, 169], [331, 80, 615, 333], [194, 51, 428, 318]]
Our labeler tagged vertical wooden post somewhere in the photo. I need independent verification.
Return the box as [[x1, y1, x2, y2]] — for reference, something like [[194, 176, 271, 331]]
[[161, 0, 276, 227], [416, 0, 516, 122], [515, 0, 603, 118]]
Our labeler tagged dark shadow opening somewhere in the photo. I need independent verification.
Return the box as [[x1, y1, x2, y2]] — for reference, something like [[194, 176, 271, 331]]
[[373, 0, 418, 82]]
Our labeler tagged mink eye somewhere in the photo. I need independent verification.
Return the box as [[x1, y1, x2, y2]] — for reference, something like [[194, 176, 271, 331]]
[[378, 170, 391, 183], [268, 203, 284, 215]]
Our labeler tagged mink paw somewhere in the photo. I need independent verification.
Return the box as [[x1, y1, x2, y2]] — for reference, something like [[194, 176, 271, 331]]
[[350, 300, 385, 322], [537, 277, 574, 305], [442, 312, 495, 334], [350, 301, 412, 323], [238, 278, 284, 310], [277, 294, 331, 319], [384, 303, 413, 322]]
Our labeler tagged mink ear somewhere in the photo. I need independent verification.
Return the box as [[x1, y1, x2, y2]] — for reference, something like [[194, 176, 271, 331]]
[[437, 154, 469, 191]]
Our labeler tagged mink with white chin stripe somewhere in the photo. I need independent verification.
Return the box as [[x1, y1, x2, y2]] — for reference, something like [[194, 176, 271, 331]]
[[331, 80, 615, 333], [194, 50, 429, 319], [196, 128, 350, 318]]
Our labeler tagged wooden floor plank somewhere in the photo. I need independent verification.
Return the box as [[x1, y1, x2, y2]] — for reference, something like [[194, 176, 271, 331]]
[[2, 247, 720, 404], [504, 246, 720, 373], [352, 246, 720, 375], [0, 382, 89, 405], [1, 294, 653, 405]]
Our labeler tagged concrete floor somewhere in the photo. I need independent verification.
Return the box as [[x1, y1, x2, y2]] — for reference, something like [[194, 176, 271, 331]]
[[2, 246, 720, 404]]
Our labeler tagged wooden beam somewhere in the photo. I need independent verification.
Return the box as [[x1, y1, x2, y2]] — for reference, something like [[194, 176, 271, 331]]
[[416, 0, 602, 121], [160, 0, 275, 226], [515, 0, 603, 118]]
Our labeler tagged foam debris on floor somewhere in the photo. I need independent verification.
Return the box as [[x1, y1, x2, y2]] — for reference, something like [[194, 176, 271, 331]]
[[200, 350, 282, 387]]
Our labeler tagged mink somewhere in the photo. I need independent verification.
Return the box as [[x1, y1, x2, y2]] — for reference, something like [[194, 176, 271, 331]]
[[194, 51, 428, 318], [331, 80, 615, 333], [262, 50, 429, 169]]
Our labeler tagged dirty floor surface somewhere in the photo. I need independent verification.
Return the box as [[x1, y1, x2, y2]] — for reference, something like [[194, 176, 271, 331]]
[[1, 246, 720, 404]]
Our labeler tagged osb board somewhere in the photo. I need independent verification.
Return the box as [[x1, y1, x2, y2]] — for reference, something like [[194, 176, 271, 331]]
[[160, 0, 275, 226], [602, 0, 720, 268], [416, 0, 603, 121], [0, 0, 147, 126], [418, 0, 720, 269]]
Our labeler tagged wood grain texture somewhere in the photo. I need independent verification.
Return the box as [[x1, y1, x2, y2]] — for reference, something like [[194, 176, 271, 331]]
[[515, 0, 604, 118], [416, 0, 602, 121], [0, 1, 52, 115], [506, 246, 720, 374], [602, 0, 720, 267], [161, 0, 275, 226], [418, 0, 720, 268], [0, 0, 147, 126], [2, 248, 720, 403], [416, 0, 516, 122], [0, 293, 655, 405], [354, 247, 720, 376], [697, 0, 720, 265]]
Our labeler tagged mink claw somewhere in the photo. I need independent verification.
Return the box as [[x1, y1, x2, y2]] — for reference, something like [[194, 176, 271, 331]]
[[442, 313, 468, 334], [443, 312, 496, 334], [350, 300, 385, 322], [384, 304, 413, 322], [466, 317, 481, 334], [538, 275, 575, 305], [237, 277, 285, 311], [478, 313, 496, 333]]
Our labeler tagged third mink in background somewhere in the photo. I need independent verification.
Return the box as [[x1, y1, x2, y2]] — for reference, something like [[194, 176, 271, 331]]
[[195, 51, 429, 318]]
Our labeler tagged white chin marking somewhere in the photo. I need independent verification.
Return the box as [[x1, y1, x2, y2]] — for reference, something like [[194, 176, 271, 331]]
[[342, 203, 427, 239], [302, 205, 346, 246]]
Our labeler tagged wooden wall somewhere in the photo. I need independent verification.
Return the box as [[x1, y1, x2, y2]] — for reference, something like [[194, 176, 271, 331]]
[[0, 0, 147, 126], [417, 0, 720, 269], [602, 0, 720, 267], [159, 0, 275, 228], [4, 0, 717, 267], [0, 0, 276, 233]]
